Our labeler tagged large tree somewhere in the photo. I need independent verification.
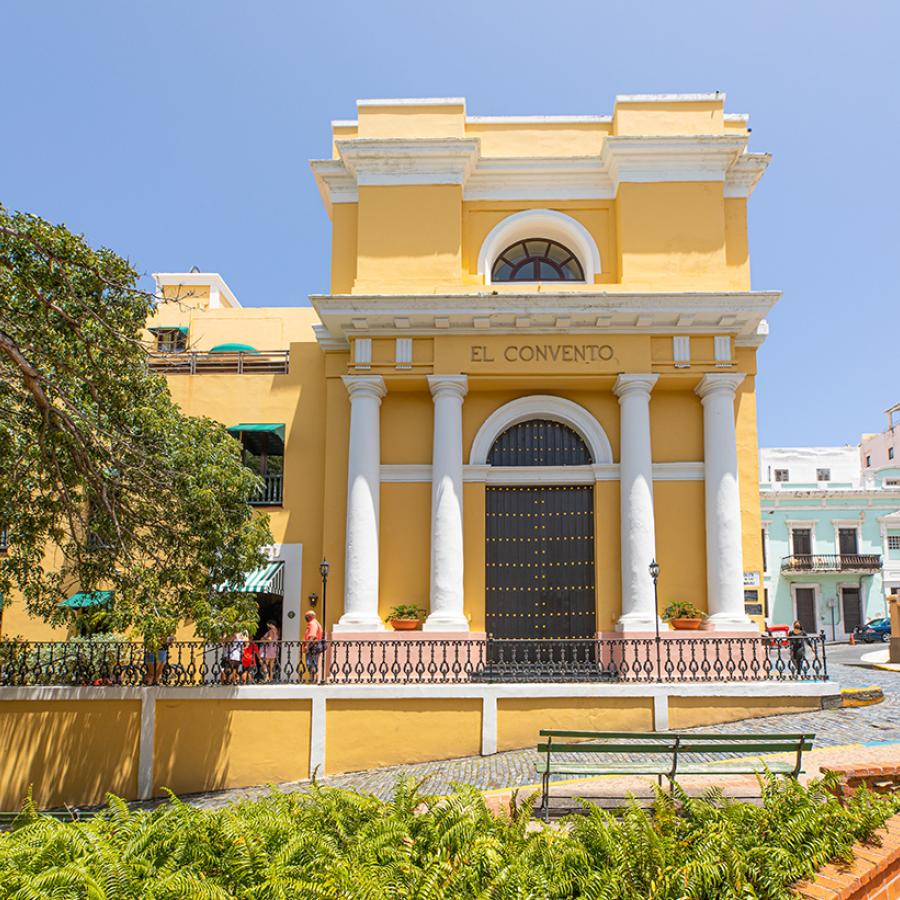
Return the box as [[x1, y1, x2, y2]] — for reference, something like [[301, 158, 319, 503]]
[[0, 206, 272, 643]]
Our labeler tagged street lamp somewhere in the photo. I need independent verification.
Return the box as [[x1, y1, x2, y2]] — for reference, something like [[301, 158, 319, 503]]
[[649, 560, 662, 681], [319, 559, 330, 633]]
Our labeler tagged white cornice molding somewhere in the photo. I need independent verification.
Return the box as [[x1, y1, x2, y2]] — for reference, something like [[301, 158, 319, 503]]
[[336, 138, 480, 186], [381, 462, 704, 483], [311, 132, 769, 206], [312, 323, 349, 352], [615, 92, 725, 103], [466, 115, 612, 124], [601, 134, 748, 184], [310, 290, 780, 345], [357, 97, 465, 108]]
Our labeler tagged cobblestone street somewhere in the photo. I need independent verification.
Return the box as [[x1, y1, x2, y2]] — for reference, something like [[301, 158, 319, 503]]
[[175, 646, 899, 809]]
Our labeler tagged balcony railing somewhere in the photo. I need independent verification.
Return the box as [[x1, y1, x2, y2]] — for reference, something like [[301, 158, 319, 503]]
[[781, 554, 882, 573], [249, 473, 283, 506], [149, 350, 290, 375], [0, 635, 828, 686]]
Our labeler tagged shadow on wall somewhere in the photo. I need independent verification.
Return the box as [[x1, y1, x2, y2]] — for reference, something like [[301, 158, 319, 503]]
[[152, 698, 311, 798], [0, 700, 141, 809]]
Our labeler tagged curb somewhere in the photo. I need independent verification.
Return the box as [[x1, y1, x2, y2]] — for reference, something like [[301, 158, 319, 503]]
[[841, 686, 885, 708]]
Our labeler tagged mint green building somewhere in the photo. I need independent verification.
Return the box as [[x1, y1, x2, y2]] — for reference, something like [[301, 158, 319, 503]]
[[760, 442, 900, 639]]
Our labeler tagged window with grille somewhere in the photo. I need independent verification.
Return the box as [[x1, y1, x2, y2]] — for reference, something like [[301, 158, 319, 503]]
[[774, 469, 790, 482], [491, 239, 584, 282], [889, 535, 900, 551], [154, 328, 187, 353], [816, 468, 831, 482], [890, 447, 895, 460]]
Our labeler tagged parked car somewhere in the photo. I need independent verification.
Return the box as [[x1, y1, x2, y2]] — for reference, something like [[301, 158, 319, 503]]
[[853, 617, 891, 643]]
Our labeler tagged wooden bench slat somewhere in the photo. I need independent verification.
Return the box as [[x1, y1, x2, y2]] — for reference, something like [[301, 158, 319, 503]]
[[540, 729, 813, 740], [537, 763, 673, 775], [537, 742, 678, 754], [675, 741, 813, 754], [677, 762, 799, 775]]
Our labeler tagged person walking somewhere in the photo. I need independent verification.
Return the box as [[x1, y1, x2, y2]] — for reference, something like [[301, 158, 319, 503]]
[[789, 620, 808, 676], [303, 611, 325, 682]]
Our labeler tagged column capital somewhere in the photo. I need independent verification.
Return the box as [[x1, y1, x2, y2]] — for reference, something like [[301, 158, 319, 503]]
[[342, 374, 387, 402], [428, 374, 468, 399], [695, 372, 745, 401], [613, 373, 658, 401]]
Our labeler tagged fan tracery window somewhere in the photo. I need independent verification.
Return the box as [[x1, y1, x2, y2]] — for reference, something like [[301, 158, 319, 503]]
[[490, 238, 584, 282]]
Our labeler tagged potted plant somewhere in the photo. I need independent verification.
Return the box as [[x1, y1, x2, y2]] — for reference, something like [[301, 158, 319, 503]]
[[663, 601, 707, 630], [386, 605, 424, 631]]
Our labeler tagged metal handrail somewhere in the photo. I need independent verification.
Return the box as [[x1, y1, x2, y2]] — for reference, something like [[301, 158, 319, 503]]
[[0, 635, 829, 686], [781, 553, 881, 573], [148, 350, 290, 375]]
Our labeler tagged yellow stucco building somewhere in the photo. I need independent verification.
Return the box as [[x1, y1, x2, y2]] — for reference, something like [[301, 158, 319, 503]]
[[1, 96, 847, 810], [146, 92, 772, 643]]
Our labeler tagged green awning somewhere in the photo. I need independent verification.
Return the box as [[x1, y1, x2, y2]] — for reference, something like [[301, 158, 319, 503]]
[[149, 326, 188, 335], [210, 342, 259, 354], [59, 590, 114, 609], [227, 423, 285, 442], [216, 561, 284, 595]]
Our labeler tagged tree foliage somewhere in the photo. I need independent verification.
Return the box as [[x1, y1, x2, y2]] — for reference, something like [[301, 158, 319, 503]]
[[0, 775, 896, 899], [0, 206, 272, 642]]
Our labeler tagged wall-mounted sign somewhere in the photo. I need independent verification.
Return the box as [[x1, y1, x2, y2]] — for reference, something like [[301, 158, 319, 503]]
[[743, 571, 760, 587], [744, 603, 764, 616], [470, 343, 614, 365]]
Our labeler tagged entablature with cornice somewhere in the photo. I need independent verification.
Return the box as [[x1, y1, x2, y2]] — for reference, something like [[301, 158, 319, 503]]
[[310, 134, 769, 210], [310, 290, 779, 351]]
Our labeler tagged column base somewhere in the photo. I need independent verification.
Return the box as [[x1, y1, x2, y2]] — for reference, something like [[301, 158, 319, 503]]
[[423, 614, 470, 633], [332, 616, 385, 633], [615, 615, 668, 633], [703, 613, 759, 633]]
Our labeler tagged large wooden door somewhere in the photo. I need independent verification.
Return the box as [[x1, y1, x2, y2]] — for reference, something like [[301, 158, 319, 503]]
[[485, 485, 596, 640], [841, 587, 862, 635], [794, 587, 817, 633]]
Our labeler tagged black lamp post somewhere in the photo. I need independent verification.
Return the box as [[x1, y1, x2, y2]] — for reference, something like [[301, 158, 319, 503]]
[[319, 559, 330, 634], [649, 559, 661, 681]]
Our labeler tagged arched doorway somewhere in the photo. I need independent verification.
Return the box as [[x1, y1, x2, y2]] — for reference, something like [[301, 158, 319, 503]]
[[485, 419, 596, 641]]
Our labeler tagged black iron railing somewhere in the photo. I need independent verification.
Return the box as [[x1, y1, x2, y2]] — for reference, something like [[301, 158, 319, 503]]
[[781, 554, 882, 573], [149, 350, 290, 375], [0, 635, 828, 686], [249, 473, 283, 506]]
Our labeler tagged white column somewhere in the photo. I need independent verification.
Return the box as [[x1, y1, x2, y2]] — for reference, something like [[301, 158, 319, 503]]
[[696, 373, 755, 631], [334, 375, 386, 632], [614, 374, 661, 631], [425, 375, 469, 631]]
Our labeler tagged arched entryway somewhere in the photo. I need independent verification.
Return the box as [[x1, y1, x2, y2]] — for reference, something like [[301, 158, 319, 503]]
[[485, 419, 597, 641]]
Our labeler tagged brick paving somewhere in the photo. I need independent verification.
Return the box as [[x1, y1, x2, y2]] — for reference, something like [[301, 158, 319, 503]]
[[175, 649, 899, 809]]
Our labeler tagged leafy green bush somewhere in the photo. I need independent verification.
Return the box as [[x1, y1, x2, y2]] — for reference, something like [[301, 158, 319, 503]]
[[0, 774, 895, 899], [662, 600, 707, 621]]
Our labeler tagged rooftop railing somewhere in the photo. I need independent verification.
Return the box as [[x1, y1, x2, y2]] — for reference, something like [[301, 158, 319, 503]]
[[148, 350, 290, 375], [249, 473, 283, 506], [781, 554, 882, 573], [0, 634, 828, 686]]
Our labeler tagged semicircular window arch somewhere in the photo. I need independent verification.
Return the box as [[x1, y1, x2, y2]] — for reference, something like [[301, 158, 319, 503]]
[[487, 419, 593, 466], [491, 238, 585, 283]]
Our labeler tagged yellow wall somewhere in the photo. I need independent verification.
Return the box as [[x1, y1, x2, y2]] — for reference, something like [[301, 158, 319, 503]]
[[325, 698, 482, 773], [0, 700, 140, 808], [612, 100, 725, 135], [154, 699, 311, 794], [357, 103, 466, 139], [654, 482, 708, 611], [464, 122, 608, 157], [497, 697, 654, 752], [380, 484, 431, 619], [668, 695, 821, 729], [355, 185, 462, 292]]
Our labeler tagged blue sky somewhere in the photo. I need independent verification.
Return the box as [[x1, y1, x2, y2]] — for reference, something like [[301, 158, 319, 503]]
[[3, 1, 898, 447]]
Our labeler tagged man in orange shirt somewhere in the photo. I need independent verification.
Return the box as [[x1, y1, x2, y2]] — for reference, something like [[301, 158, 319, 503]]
[[303, 610, 325, 681]]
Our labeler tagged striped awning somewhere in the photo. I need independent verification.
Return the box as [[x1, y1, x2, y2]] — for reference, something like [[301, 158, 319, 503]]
[[59, 590, 113, 609], [217, 561, 284, 596]]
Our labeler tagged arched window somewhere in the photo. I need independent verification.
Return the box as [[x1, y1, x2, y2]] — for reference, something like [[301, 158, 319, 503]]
[[487, 419, 593, 466], [491, 238, 585, 283]]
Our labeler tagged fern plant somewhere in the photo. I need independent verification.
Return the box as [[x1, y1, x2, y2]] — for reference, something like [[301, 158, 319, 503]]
[[0, 773, 895, 899]]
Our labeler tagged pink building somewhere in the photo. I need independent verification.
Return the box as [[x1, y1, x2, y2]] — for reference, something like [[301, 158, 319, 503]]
[[861, 403, 899, 471]]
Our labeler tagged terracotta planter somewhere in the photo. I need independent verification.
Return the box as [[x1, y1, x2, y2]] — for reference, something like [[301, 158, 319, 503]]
[[669, 617, 704, 630], [390, 618, 422, 631]]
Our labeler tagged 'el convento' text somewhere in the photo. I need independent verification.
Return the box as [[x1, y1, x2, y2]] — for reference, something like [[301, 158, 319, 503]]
[[4, 94, 844, 807]]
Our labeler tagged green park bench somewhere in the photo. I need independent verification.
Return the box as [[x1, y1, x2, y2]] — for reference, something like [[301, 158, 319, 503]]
[[536, 729, 815, 820]]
